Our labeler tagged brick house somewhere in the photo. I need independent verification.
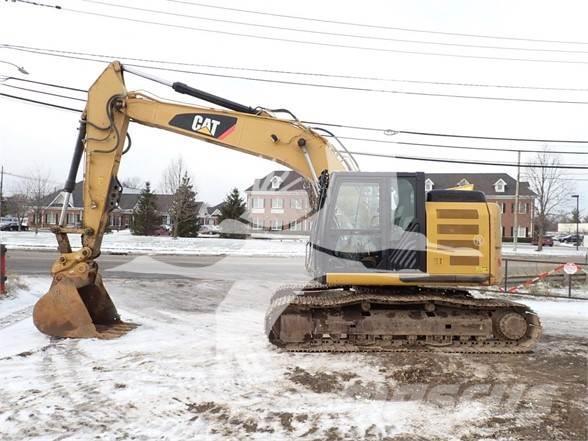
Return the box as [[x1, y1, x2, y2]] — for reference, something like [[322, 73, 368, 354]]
[[245, 170, 312, 233], [30, 182, 209, 230], [425, 173, 536, 239]]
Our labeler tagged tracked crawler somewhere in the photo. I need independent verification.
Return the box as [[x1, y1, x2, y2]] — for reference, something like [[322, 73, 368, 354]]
[[266, 284, 541, 353]]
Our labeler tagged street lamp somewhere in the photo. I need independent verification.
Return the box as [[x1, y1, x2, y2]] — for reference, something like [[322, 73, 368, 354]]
[[0, 60, 29, 75], [571, 194, 580, 251]]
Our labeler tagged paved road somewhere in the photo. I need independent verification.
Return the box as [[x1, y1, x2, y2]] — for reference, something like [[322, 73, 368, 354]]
[[6, 249, 580, 283], [5, 250, 307, 281]]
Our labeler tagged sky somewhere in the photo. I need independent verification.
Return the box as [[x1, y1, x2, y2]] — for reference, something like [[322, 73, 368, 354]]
[[0, 0, 587, 213]]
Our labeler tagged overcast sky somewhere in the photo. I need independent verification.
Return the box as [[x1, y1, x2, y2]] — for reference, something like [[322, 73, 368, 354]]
[[1, 0, 587, 213]]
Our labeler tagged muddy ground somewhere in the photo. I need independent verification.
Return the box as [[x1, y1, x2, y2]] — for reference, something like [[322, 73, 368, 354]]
[[0, 276, 586, 440]]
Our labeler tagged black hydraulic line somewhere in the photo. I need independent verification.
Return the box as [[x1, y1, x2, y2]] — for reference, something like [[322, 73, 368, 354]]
[[171, 81, 258, 114], [64, 120, 87, 193]]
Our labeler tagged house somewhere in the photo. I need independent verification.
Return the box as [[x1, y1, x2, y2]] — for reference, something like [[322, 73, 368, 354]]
[[425, 173, 536, 239], [30, 182, 211, 230], [245, 171, 536, 239], [245, 170, 312, 233], [202, 202, 224, 226]]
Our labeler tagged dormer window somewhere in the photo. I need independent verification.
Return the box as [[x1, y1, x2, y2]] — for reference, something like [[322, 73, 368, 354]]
[[457, 178, 470, 187], [425, 178, 434, 192], [270, 176, 282, 190], [494, 178, 506, 193]]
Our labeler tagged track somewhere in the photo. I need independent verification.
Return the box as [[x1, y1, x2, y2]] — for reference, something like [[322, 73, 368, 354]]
[[266, 284, 542, 353]]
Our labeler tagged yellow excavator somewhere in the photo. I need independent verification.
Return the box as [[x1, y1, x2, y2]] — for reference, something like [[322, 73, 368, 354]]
[[33, 62, 541, 352]]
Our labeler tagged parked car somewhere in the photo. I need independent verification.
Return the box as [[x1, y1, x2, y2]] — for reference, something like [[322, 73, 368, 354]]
[[532, 235, 554, 247], [0, 222, 29, 231], [199, 224, 220, 236], [153, 225, 170, 236], [560, 234, 584, 244]]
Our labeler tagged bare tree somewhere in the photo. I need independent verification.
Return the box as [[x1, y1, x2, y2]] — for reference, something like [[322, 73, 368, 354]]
[[161, 157, 189, 195], [525, 152, 570, 251], [5, 193, 29, 230], [160, 157, 197, 238], [121, 176, 143, 190], [25, 170, 53, 234]]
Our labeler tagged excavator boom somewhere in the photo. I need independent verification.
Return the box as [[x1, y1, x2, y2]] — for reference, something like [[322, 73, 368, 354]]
[[33, 61, 350, 339]]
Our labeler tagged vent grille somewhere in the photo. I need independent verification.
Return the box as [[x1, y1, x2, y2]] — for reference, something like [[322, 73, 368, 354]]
[[437, 224, 479, 234]]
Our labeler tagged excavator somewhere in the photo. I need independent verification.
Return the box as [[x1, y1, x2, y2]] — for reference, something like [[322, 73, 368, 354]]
[[32, 62, 542, 352]]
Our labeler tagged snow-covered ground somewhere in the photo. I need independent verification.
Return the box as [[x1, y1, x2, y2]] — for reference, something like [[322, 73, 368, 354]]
[[2, 230, 587, 261], [0, 276, 586, 440], [0, 230, 306, 256]]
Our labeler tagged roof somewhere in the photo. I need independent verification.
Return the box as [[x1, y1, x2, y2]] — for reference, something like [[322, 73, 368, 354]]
[[425, 173, 536, 196], [206, 202, 224, 215], [245, 170, 308, 192]]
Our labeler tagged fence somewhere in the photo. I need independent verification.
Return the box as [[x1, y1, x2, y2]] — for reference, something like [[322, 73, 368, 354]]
[[500, 257, 587, 299]]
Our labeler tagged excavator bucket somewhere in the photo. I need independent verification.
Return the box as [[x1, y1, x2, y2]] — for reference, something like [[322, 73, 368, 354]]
[[33, 274, 136, 339]]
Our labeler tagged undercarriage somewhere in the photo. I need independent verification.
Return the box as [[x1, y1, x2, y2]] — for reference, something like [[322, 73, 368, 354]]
[[266, 284, 542, 353]]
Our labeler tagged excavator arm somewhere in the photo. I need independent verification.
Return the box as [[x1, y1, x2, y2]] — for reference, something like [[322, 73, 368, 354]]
[[33, 61, 351, 338]]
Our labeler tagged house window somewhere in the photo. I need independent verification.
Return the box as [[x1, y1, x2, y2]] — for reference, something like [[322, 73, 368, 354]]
[[518, 203, 528, 214], [517, 226, 526, 238], [290, 199, 302, 209], [271, 198, 283, 209], [252, 198, 264, 209], [252, 218, 263, 230], [511, 203, 514, 213], [494, 179, 506, 193], [500, 203, 506, 214], [270, 176, 282, 190], [271, 219, 282, 231], [291, 220, 301, 231], [425, 179, 434, 192]]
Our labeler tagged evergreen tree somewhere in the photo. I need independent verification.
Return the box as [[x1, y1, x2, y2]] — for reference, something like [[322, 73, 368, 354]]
[[219, 188, 247, 238], [131, 182, 159, 236], [170, 173, 200, 238], [219, 188, 246, 221]]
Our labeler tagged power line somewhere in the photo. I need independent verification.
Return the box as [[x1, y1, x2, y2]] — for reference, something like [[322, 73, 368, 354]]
[[163, 0, 588, 46], [348, 150, 588, 169], [306, 121, 588, 144], [0, 91, 83, 112], [13, 1, 588, 65], [3, 49, 588, 144], [3, 171, 61, 185], [325, 135, 588, 155], [3, 90, 587, 169], [79, 0, 588, 55], [7, 45, 588, 107], [0, 83, 86, 102], [0, 75, 87, 93], [4, 80, 587, 155], [6, 43, 588, 93]]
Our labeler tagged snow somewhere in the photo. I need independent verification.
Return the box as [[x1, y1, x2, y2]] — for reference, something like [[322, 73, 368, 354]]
[[3, 230, 588, 261], [502, 243, 588, 260], [0, 230, 307, 256], [0, 276, 586, 440]]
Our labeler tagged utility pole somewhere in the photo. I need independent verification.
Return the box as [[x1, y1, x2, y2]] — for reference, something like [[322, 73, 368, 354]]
[[572, 194, 580, 251], [0, 165, 3, 220], [513, 151, 521, 252]]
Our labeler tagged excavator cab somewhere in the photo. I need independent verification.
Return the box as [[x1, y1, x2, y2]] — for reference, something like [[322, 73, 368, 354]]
[[308, 172, 426, 278]]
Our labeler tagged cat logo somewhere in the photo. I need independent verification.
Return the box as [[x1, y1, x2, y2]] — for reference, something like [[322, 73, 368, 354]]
[[168, 113, 238, 140]]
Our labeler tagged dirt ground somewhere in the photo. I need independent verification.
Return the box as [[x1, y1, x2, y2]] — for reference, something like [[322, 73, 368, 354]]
[[0, 276, 586, 440]]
